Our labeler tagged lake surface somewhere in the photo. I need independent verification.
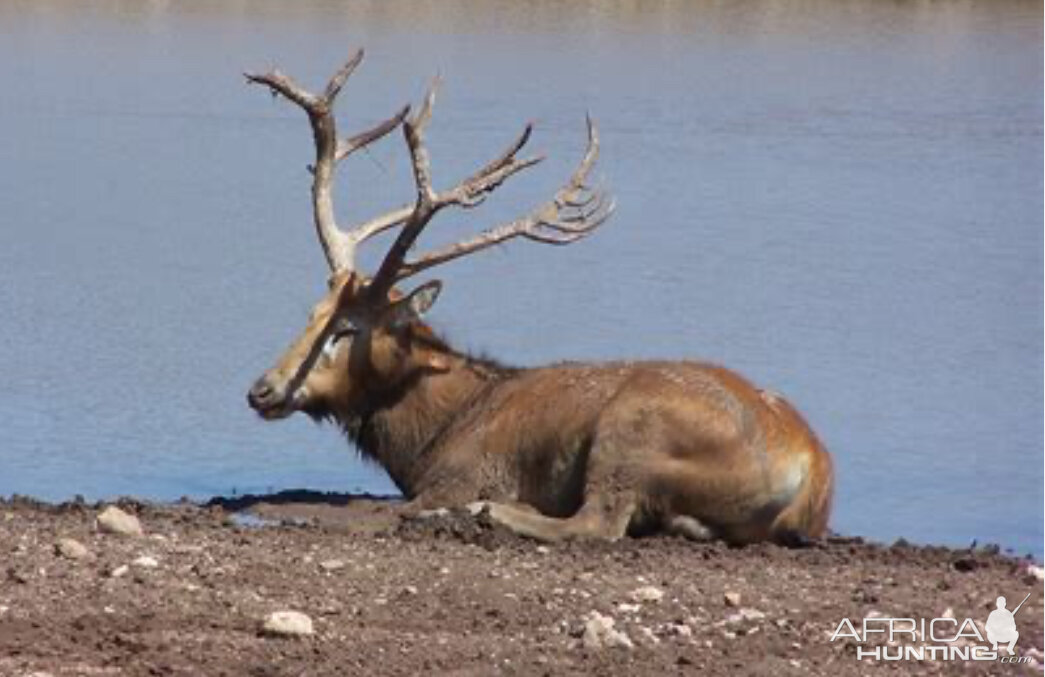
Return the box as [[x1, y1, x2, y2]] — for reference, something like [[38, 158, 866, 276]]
[[0, 1, 1040, 556]]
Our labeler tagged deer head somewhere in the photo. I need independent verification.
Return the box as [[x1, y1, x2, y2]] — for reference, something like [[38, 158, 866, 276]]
[[245, 51, 613, 423]]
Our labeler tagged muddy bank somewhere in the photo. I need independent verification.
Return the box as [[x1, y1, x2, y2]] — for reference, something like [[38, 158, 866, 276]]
[[0, 494, 1041, 676]]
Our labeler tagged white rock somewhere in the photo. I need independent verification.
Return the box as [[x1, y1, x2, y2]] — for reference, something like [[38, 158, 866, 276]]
[[581, 611, 633, 650], [629, 586, 665, 603], [736, 608, 766, 623], [662, 622, 692, 638], [55, 538, 89, 560], [133, 555, 159, 568], [262, 610, 314, 637], [319, 559, 346, 572], [616, 603, 641, 614], [723, 591, 742, 607], [109, 564, 129, 578], [638, 626, 660, 645], [1026, 565, 1045, 582], [96, 506, 143, 537]]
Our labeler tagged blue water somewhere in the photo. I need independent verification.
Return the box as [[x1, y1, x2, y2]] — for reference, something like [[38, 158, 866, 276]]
[[0, 1, 1040, 557]]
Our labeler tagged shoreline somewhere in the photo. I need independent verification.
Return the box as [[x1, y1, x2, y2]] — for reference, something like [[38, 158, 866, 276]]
[[0, 495, 1042, 675], [9, 489, 1041, 561]]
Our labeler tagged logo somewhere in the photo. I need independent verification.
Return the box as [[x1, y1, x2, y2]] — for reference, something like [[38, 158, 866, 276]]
[[985, 595, 1025, 655], [830, 591, 1033, 664]]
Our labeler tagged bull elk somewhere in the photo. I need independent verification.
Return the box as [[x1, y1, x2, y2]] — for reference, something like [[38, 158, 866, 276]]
[[245, 51, 834, 544]]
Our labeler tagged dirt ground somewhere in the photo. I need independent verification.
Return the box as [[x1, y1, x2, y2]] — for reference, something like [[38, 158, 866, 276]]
[[0, 494, 1041, 676]]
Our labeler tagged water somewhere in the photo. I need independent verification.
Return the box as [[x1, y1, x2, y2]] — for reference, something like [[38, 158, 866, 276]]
[[0, 1, 1040, 557]]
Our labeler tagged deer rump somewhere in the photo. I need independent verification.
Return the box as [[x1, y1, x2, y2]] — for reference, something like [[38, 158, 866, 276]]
[[245, 51, 834, 544]]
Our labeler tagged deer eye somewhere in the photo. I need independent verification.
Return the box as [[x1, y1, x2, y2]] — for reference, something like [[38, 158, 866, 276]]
[[332, 318, 357, 342], [332, 327, 356, 344], [320, 323, 356, 361]]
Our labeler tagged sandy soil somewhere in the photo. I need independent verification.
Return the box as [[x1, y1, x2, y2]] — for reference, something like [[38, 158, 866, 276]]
[[0, 493, 1041, 676]]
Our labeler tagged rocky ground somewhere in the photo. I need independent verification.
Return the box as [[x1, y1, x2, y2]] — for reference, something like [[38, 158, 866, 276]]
[[0, 494, 1041, 676]]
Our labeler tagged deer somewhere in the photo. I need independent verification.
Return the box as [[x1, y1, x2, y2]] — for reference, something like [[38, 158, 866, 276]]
[[245, 51, 834, 544]]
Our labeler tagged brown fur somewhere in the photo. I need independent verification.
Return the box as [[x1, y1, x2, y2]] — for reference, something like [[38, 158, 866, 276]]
[[248, 272, 834, 544]]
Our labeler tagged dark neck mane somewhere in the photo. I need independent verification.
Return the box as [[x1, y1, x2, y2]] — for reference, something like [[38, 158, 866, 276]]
[[334, 327, 516, 497]]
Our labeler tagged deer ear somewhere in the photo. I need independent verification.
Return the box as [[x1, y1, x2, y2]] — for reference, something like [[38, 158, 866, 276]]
[[388, 280, 442, 328]]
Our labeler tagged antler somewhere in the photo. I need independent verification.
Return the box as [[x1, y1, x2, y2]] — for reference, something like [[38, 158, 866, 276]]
[[365, 84, 613, 303], [246, 50, 410, 272], [248, 52, 613, 294]]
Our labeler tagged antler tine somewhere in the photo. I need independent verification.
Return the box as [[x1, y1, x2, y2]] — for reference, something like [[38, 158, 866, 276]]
[[323, 50, 365, 103], [443, 124, 544, 209], [246, 50, 410, 272], [364, 79, 442, 302], [391, 117, 614, 281], [364, 81, 552, 303], [335, 104, 411, 163]]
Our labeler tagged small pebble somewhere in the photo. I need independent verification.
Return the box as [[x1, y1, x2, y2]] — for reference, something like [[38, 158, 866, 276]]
[[261, 610, 314, 637], [133, 555, 159, 568], [723, 591, 742, 607], [726, 607, 766, 624], [55, 538, 89, 560], [630, 586, 665, 603], [319, 559, 346, 572], [581, 611, 633, 650], [663, 622, 692, 638], [638, 626, 660, 645], [96, 506, 143, 537]]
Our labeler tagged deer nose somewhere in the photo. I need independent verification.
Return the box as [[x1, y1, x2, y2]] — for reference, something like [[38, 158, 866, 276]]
[[247, 378, 282, 410]]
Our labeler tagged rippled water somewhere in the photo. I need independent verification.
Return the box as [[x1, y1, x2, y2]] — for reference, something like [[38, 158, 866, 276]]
[[0, 0, 1040, 556]]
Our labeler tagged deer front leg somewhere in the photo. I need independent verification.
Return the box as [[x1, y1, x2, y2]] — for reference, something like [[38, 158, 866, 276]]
[[468, 405, 655, 541], [468, 493, 638, 543]]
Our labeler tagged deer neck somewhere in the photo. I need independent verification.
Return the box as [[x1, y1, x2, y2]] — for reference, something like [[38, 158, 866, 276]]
[[342, 355, 505, 498]]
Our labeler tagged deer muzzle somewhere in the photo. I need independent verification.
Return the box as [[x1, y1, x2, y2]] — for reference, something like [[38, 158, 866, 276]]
[[247, 376, 296, 419]]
